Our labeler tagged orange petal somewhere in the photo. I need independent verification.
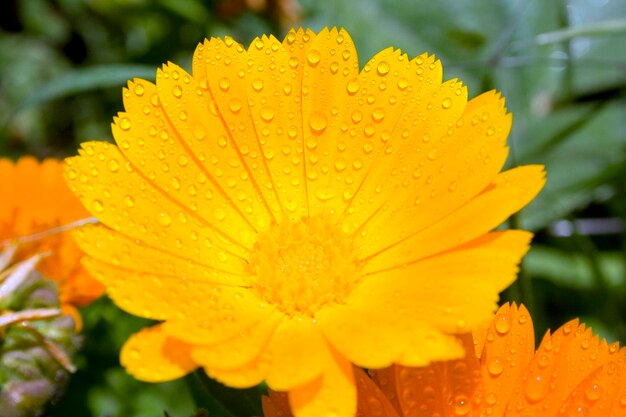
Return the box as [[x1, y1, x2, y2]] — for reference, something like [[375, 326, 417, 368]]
[[121, 324, 197, 382], [262, 391, 293, 417], [354, 367, 401, 417], [473, 303, 535, 416]]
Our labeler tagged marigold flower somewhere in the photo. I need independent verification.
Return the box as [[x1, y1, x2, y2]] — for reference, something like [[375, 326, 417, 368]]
[[65, 28, 545, 417], [263, 303, 626, 417], [0, 157, 104, 326]]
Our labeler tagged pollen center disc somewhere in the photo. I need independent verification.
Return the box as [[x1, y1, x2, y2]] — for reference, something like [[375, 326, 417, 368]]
[[248, 215, 362, 317]]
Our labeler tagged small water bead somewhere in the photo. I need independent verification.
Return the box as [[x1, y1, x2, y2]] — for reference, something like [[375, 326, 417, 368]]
[[346, 79, 360, 95], [442, 97, 453, 109], [252, 79, 264, 92], [488, 357, 504, 376], [377, 61, 390, 76], [524, 375, 550, 403], [427, 149, 438, 161], [351, 111, 363, 123], [107, 159, 120, 172], [454, 395, 471, 416], [309, 112, 327, 134], [218, 77, 230, 91], [134, 83, 145, 96], [371, 108, 385, 122], [158, 212, 172, 227], [495, 312, 512, 334], [486, 125, 496, 136], [397, 77, 409, 90], [229, 99, 242, 113], [307, 50, 321, 66], [119, 117, 132, 131], [123, 195, 135, 208], [172, 85, 183, 98], [192, 125, 206, 140], [92, 199, 104, 213], [179, 111, 188, 121], [260, 107, 275, 122]]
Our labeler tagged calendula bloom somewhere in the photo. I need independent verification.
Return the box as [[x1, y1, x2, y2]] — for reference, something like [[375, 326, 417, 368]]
[[263, 303, 626, 417], [65, 28, 545, 417], [0, 157, 104, 326]]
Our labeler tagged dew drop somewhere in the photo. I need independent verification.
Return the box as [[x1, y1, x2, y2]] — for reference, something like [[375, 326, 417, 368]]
[[524, 376, 550, 403], [172, 85, 183, 98], [178, 155, 189, 167], [377, 61, 390, 76], [488, 357, 504, 376], [218, 77, 230, 91], [397, 77, 409, 90], [260, 106, 275, 122], [158, 212, 172, 227], [92, 200, 104, 213], [192, 125, 206, 140], [252, 79, 264, 92], [346, 79, 360, 95], [454, 395, 470, 416], [307, 49, 321, 66], [309, 112, 327, 134], [134, 83, 145, 96], [495, 313, 511, 334], [371, 107, 385, 122], [119, 117, 131, 131], [427, 149, 438, 161], [107, 159, 119, 172], [229, 99, 242, 113], [123, 195, 135, 207], [442, 97, 453, 109], [486, 125, 496, 136]]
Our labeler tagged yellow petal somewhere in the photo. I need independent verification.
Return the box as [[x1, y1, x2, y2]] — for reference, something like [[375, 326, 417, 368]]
[[82, 257, 248, 321], [121, 324, 197, 382], [192, 37, 283, 220], [362, 165, 545, 272], [318, 302, 463, 368], [190, 311, 282, 369], [265, 316, 327, 390], [299, 27, 359, 216], [204, 350, 272, 389], [289, 346, 356, 417], [346, 90, 510, 257], [74, 223, 242, 281], [65, 141, 248, 272]]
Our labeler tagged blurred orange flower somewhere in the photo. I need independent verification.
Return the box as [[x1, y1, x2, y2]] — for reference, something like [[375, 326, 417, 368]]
[[0, 157, 104, 326], [66, 28, 544, 417], [263, 303, 626, 417]]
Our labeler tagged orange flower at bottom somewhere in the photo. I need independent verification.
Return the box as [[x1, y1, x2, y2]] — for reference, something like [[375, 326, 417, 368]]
[[263, 303, 626, 417], [0, 157, 104, 326]]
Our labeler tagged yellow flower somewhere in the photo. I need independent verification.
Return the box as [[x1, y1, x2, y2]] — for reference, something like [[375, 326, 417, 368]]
[[65, 28, 545, 417], [263, 303, 626, 417], [0, 157, 104, 327]]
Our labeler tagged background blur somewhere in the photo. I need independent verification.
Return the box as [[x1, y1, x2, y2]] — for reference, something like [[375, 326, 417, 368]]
[[1, 0, 625, 416]]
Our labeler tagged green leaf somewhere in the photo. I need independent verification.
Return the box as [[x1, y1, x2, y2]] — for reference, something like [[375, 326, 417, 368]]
[[16, 65, 155, 112]]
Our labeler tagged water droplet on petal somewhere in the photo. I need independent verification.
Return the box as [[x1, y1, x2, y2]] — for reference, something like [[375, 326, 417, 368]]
[[524, 376, 550, 403], [309, 112, 327, 134], [92, 200, 104, 213], [260, 107, 275, 122], [442, 97, 453, 109], [495, 313, 511, 334], [119, 117, 131, 131], [377, 61, 390, 76], [107, 159, 119, 172], [307, 49, 321, 66], [124, 195, 135, 207], [158, 212, 172, 227], [488, 357, 504, 376], [172, 85, 183, 98], [134, 84, 145, 96]]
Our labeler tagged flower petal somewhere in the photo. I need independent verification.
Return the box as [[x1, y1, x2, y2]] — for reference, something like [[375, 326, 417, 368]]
[[318, 302, 463, 368], [65, 141, 248, 272], [362, 165, 545, 272], [120, 324, 197, 382], [354, 367, 401, 417], [204, 351, 272, 389], [190, 311, 282, 369], [289, 346, 356, 417], [473, 303, 535, 416], [346, 90, 510, 257], [82, 257, 248, 321], [508, 318, 616, 415], [265, 316, 327, 390]]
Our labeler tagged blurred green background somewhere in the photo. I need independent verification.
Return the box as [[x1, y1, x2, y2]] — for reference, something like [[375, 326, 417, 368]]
[[1, 0, 625, 416]]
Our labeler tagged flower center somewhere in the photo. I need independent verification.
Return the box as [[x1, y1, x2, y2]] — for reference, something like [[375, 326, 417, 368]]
[[248, 215, 362, 317]]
